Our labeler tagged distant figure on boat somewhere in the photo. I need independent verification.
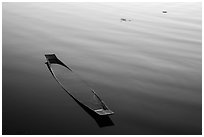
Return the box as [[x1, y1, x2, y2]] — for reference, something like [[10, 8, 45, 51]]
[[120, 18, 132, 22]]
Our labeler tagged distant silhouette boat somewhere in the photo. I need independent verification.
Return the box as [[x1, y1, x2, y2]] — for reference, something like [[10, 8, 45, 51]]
[[120, 18, 132, 22], [45, 54, 114, 116]]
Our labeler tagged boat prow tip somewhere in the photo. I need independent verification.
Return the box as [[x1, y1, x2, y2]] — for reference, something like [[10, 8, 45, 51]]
[[94, 109, 114, 116]]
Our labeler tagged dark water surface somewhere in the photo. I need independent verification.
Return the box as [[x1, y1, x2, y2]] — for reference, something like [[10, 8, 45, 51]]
[[2, 2, 201, 134]]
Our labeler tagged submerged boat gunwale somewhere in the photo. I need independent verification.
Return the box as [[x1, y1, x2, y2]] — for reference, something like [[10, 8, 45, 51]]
[[45, 54, 114, 116]]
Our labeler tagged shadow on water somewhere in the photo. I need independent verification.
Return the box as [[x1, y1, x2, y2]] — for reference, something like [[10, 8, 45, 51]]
[[68, 93, 114, 128]]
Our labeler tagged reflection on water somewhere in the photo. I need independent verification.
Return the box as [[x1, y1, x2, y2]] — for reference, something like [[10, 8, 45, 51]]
[[2, 2, 201, 134]]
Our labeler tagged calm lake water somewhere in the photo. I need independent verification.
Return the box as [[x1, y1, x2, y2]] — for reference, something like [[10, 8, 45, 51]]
[[2, 2, 202, 135]]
